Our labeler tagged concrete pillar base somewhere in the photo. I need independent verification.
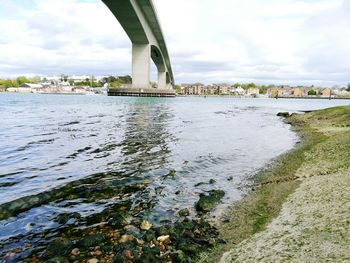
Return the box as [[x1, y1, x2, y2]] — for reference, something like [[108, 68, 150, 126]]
[[132, 44, 151, 89], [108, 88, 176, 97]]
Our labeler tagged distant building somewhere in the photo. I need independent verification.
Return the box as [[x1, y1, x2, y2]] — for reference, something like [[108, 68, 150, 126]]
[[180, 83, 204, 95], [72, 86, 86, 93], [247, 88, 260, 96], [20, 83, 43, 89], [319, 88, 332, 98], [232, 87, 246, 95], [213, 84, 229, 95], [10, 83, 44, 93], [278, 88, 292, 97], [291, 88, 307, 97]]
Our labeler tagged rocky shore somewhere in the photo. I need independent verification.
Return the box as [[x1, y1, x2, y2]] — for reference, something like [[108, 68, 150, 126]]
[[200, 106, 350, 262]]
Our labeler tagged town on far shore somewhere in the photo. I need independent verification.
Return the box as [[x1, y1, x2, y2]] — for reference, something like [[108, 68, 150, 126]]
[[1, 75, 350, 99]]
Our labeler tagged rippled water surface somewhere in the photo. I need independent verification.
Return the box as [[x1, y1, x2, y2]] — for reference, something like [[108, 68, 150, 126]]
[[1, 93, 349, 259]]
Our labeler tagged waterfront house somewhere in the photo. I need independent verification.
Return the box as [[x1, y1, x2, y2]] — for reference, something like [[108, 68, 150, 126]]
[[180, 83, 204, 95], [213, 84, 229, 95], [17, 83, 44, 93], [203, 85, 216, 95], [277, 88, 292, 97], [247, 88, 260, 97], [193, 83, 204, 95], [72, 86, 87, 94], [234, 87, 246, 96], [291, 87, 307, 97], [333, 89, 350, 98], [319, 88, 332, 98]]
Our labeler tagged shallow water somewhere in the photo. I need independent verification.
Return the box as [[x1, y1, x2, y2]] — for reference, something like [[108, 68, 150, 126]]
[[0, 93, 349, 259]]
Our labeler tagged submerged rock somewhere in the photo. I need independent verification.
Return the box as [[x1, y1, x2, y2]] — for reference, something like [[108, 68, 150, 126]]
[[107, 211, 132, 228], [196, 190, 225, 213], [178, 208, 190, 217], [277, 112, 290, 118], [70, 248, 80, 257], [119, 234, 134, 244], [140, 220, 152, 231], [77, 234, 105, 248], [44, 238, 72, 258]]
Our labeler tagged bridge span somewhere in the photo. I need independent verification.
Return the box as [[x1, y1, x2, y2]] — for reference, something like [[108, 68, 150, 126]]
[[102, 0, 175, 97]]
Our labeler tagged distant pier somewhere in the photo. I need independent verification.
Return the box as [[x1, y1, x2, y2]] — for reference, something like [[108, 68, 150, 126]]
[[108, 88, 176, 97]]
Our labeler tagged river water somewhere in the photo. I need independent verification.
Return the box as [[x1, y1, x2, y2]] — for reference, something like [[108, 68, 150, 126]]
[[0, 93, 349, 259]]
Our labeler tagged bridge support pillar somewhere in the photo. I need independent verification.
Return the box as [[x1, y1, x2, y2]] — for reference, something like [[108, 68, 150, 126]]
[[158, 71, 166, 89], [132, 44, 150, 89]]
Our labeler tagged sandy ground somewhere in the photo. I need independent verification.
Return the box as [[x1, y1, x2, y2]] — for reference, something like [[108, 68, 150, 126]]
[[221, 107, 350, 263]]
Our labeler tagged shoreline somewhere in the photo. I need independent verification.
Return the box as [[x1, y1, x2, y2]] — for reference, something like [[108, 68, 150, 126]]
[[199, 106, 350, 262]]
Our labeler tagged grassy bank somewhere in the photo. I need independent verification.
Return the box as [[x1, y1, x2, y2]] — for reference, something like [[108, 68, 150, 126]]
[[199, 106, 350, 262]]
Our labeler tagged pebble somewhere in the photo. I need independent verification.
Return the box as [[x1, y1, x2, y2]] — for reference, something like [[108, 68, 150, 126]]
[[157, 235, 170, 243], [140, 220, 152, 230], [92, 250, 103, 256], [87, 259, 99, 263], [71, 248, 80, 256], [124, 250, 133, 260], [178, 208, 190, 217], [119, 234, 134, 243]]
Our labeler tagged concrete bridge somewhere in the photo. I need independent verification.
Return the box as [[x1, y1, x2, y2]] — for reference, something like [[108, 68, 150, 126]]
[[102, 0, 175, 97]]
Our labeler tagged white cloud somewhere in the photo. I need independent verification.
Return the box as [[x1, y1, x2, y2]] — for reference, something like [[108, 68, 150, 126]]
[[0, 0, 131, 77], [0, 0, 349, 86]]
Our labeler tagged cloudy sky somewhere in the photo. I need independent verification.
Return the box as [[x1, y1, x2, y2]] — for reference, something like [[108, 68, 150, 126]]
[[0, 0, 349, 86]]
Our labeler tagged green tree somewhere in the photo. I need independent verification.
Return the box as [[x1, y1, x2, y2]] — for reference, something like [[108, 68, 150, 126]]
[[30, 76, 41, 84], [16, 76, 30, 85], [118, 75, 132, 84], [347, 83, 350, 92], [246, 82, 256, 89], [110, 80, 122, 88], [259, 85, 268, 94], [175, 84, 181, 93], [308, 89, 317, 96], [0, 79, 18, 88]]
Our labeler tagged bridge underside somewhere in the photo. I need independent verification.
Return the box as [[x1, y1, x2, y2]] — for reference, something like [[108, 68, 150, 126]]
[[102, 0, 175, 97]]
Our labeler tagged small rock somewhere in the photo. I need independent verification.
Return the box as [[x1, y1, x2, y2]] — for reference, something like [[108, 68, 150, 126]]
[[277, 112, 290, 118], [157, 235, 170, 243], [178, 208, 190, 217], [159, 243, 166, 251], [71, 248, 80, 256], [217, 239, 227, 244], [119, 234, 134, 243], [92, 250, 103, 257], [124, 250, 133, 260], [45, 238, 73, 257], [78, 234, 104, 248], [140, 220, 152, 231], [196, 190, 225, 213], [87, 258, 99, 263]]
